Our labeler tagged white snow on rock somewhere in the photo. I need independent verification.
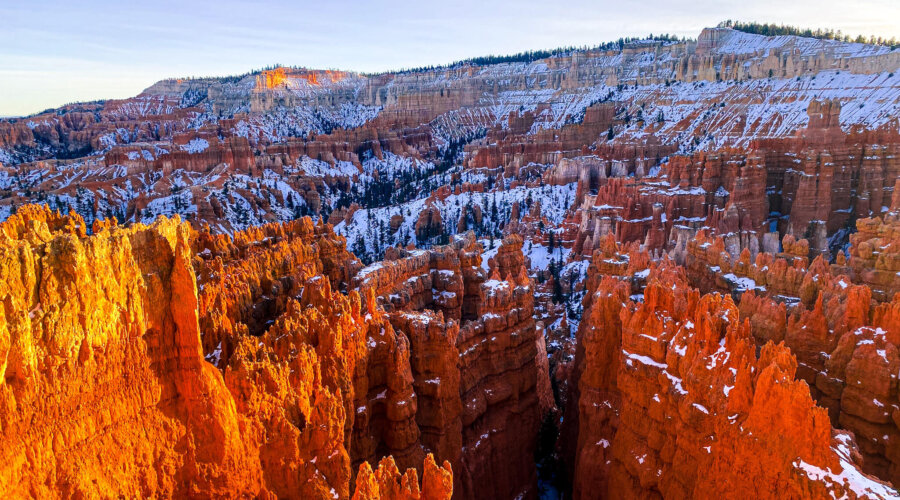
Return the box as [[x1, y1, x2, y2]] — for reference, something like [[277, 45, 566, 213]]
[[793, 433, 900, 499], [522, 239, 570, 271], [334, 182, 577, 262], [294, 155, 359, 177], [706, 27, 893, 59], [182, 138, 210, 154]]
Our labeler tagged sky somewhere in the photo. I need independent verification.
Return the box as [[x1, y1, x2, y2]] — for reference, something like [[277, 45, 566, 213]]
[[2, 0, 899, 117]]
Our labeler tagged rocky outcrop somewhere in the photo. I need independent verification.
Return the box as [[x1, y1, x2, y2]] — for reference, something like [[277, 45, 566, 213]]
[[353, 454, 453, 500], [465, 103, 617, 172], [353, 233, 546, 499], [415, 206, 444, 243], [194, 217, 361, 352], [694, 27, 900, 79], [0, 206, 262, 497], [840, 201, 900, 301], [561, 261, 898, 498], [682, 212, 900, 486], [0, 205, 451, 499], [564, 120, 900, 262]]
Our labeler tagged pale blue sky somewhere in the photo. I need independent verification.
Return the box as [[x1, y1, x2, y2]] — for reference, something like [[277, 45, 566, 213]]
[[2, 0, 898, 117]]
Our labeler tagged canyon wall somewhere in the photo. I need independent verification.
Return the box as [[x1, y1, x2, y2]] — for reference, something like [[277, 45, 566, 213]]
[[0, 205, 452, 499], [561, 255, 898, 499], [351, 233, 549, 499]]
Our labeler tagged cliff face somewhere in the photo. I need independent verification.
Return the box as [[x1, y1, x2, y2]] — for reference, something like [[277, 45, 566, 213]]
[[561, 260, 898, 499], [561, 110, 900, 262], [3, 27, 898, 240], [637, 197, 900, 489], [0, 205, 269, 497], [0, 205, 451, 499], [352, 233, 547, 499], [841, 203, 900, 302]]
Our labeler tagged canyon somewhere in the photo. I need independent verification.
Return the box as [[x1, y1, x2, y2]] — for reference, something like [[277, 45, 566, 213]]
[[1, 25, 900, 499]]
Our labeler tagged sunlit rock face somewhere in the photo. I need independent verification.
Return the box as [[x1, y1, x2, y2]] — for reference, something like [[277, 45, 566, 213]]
[[560, 261, 899, 499], [0, 206, 452, 499]]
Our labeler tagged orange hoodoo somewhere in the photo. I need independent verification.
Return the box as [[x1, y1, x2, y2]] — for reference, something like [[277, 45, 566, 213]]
[[0, 206, 452, 499]]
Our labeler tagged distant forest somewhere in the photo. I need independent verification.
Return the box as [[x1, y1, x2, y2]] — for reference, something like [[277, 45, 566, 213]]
[[29, 21, 899, 110], [175, 33, 689, 83], [173, 22, 900, 85], [376, 34, 686, 75], [719, 20, 899, 49]]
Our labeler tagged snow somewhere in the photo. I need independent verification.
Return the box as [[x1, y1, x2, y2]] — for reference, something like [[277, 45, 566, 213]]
[[793, 432, 900, 499], [599, 70, 900, 152], [204, 341, 223, 367], [295, 155, 359, 177], [400, 311, 434, 325], [523, 239, 570, 271], [141, 188, 197, 223], [663, 370, 688, 395], [334, 182, 577, 263], [722, 273, 759, 292], [231, 101, 381, 143], [182, 138, 209, 154], [479, 241, 500, 271], [357, 262, 384, 279], [362, 152, 426, 177], [128, 149, 153, 161], [623, 350, 668, 369], [709, 27, 892, 59], [484, 279, 511, 295]]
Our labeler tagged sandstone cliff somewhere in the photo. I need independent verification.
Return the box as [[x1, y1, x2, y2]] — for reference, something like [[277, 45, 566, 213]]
[[0, 205, 451, 499], [352, 233, 547, 499], [560, 258, 899, 499]]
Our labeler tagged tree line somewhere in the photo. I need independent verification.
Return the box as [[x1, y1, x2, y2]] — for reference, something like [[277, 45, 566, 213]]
[[373, 34, 688, 76], [719, 20, 899, 49]]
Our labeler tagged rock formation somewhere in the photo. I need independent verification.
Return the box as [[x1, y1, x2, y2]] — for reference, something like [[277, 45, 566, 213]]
[[560, 260, 899, 499], [352, 233, 548, 499], [0, 205, 452, 499]]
